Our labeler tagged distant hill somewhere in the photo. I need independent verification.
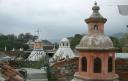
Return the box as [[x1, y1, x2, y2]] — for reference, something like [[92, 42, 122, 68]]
[[111, 32, 125, 38], [0, 33, 3, 36]]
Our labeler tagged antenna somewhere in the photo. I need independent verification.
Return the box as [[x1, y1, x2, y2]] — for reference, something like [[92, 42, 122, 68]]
[[36, 28, 41, 38]]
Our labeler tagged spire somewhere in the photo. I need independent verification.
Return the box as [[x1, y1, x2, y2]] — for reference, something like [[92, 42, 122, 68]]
[[94, 1, 97, 5], [85, 2, 107, 23], [92, 1, 100, 12]]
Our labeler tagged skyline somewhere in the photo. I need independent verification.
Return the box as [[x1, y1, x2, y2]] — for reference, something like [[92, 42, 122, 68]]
[[0, 0, 128, 42]]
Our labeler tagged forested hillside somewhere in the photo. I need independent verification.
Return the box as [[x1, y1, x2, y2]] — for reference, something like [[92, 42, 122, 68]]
[[0, 33, 38, 51]]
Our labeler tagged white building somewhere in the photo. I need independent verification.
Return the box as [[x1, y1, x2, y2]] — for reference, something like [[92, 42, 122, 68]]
[[26, 40, 34, 50], [52, 38, 75, 61], [28, 39, 46, 61]]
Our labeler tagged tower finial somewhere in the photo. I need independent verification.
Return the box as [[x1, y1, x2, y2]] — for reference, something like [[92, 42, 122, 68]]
[[94, 1, 97, 6], [92, 1, 99, 12]]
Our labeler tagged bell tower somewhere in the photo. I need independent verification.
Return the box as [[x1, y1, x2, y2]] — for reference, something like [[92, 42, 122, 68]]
[[72, 2, 119, 81], [86, 2, 107, 35]]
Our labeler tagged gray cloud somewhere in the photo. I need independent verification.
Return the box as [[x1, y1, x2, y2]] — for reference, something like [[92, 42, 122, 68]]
[[0, 0, 127, 42]]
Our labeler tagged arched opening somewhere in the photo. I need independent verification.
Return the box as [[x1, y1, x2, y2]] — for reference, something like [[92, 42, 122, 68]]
[[63, 42, 64, 46], [94, 57, 101, 73], [94, 24, 98, 30], [66, 43, 69, 46], [108, 57, 113, 72], [81, 57, 87, 72]]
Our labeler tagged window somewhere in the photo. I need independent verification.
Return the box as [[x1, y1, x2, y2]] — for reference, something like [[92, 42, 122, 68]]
[[108, 57, 113, 72], [94, 57, 101, 73], [81, 57, 87, 72]]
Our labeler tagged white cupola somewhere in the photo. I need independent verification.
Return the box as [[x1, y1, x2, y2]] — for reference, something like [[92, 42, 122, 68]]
[[52, 38, 75, 61], [59, 38, 70, 48]]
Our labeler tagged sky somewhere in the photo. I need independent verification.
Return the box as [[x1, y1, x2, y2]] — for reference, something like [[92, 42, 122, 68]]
[[0, 0, 128, 42]]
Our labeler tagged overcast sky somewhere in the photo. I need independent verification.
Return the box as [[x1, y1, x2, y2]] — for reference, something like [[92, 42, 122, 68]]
[[0, 0, 128, 42]]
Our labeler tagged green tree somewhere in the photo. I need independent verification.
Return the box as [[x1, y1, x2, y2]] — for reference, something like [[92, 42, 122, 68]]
[[120, 33, 128, 52], [69, 34, 83, 49], [120, 33, 128, 46], [18, 33, 24, 41], [0, 33, 35, 51], [18, 33, 38, 43], [110, 36, 122, 52]]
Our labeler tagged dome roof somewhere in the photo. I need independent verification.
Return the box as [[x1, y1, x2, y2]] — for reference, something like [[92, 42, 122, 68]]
[[59, 38, 70, 48], [52, 38, 75, 61], [60, 38, 69, 42], [76, 34, 114, 50], [90, 5, 103, 19], [85, 2, 107, 23]]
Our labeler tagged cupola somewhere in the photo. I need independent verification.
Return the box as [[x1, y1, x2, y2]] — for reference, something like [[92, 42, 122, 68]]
[[76, 2, 114, 50]]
